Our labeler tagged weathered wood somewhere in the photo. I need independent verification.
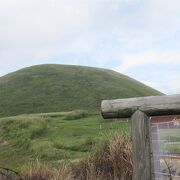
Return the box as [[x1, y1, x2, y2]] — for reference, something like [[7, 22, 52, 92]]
[[131, 110, 152, 180], [101, 94, 180, 119], [149, 117, 155, 180]]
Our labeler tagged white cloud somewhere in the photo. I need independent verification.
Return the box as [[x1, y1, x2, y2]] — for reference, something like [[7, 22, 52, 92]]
[[1, 0, 180, 66], [147, 0, 180, 35], [0, 0, 180, 94], [142, 79, 180, 95], [115, 51, 180, 72]]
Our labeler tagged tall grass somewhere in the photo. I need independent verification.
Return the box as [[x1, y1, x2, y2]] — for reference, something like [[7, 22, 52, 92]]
[[15, 133, 132, 180], [20, 160, 72, 180], [23, 160, 53, 180], [73, 133, 132, 180]]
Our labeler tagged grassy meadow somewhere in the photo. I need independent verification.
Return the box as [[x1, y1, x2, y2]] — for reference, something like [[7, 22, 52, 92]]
[[0, 110, 130, 171]]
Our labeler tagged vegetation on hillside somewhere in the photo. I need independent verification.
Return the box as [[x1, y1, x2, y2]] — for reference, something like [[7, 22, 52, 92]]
[[0, 111, 130, 170], [0, 133, 132, 180], [0, 64, 162, 117]]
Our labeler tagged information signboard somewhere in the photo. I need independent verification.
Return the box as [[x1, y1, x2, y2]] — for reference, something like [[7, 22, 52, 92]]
[[151, 115, 180, 180]]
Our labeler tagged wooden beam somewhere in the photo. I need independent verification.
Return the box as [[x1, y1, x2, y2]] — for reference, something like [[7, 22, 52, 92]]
[[101, 94, 180, 119], [131, 110, 153, 180]]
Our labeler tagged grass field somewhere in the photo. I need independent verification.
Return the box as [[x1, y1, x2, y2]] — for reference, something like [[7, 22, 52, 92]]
[[0, 110, 130, 170]]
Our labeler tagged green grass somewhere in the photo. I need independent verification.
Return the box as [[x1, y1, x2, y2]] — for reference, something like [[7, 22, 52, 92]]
[[0, 64, 162, 117], [0, 64, 162, 172], [0, 111, 130, 170]]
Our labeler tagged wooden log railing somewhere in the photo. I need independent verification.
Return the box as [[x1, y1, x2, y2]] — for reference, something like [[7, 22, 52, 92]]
[[101, 94, 180, 119]]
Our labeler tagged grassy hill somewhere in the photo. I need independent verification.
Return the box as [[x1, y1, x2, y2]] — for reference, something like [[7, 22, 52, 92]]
[[0, 64, 162, 117]]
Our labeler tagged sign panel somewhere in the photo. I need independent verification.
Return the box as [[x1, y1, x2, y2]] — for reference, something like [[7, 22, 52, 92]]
[[150, 115, 180, 180]]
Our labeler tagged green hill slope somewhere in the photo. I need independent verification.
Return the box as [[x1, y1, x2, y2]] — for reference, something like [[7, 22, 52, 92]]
[[0, 64, 162, 117]]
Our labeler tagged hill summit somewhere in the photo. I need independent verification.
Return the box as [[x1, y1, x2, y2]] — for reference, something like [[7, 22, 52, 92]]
[[0, 64, 162, 117]]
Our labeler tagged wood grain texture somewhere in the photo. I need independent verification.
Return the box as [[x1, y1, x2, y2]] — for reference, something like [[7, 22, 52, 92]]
[[131, 110, 152, 180], [101, 94, 180, 118]]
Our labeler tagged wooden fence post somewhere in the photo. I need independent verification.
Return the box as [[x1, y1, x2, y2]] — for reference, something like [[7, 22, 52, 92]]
[[131, 110, 152, 180]]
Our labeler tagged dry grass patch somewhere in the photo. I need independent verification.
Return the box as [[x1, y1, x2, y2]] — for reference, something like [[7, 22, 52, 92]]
[[22, 160, 72, 180], [72, 133, 132, 180]]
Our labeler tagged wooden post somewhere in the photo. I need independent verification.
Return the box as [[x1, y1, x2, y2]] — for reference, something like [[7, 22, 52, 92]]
[[131, 110, 152, 180]]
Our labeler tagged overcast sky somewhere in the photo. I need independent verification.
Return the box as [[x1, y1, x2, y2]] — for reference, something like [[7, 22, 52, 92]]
[[0, 0, 180, 94]]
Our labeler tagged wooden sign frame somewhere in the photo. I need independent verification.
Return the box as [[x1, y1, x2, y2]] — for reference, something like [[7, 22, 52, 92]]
[[101, 94, 180, 180]]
